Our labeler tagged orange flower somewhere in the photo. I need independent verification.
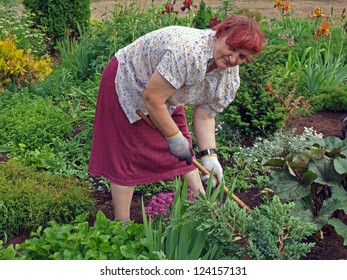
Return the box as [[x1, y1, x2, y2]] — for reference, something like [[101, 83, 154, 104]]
[[281, 0, 291, 14], [311, 7, 327, 19], [319, 20, 331, 35], [274, 0, 282, 8], [313, 20, 331, 39]]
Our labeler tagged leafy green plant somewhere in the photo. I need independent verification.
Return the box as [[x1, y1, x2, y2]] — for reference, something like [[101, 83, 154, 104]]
[[0, 93, 73, 150], [56, 24, 94, 81], [0, 211, 162, 260], [0, 161, 95, 239], [264, 136, 347, 244]]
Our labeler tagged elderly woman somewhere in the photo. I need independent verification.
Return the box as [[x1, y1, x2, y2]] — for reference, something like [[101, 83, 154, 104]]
[[88, 15, 267, 221]]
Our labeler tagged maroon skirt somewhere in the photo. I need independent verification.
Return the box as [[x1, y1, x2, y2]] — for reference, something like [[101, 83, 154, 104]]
[[88, 56, 196, 186]]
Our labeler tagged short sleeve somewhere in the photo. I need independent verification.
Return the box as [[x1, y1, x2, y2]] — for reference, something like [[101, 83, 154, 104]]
[[200, 68, 240, 117], [156, 49, 206, 89]]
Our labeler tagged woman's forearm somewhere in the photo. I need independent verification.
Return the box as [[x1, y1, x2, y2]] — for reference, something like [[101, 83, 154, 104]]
[[193, 105, 216, 151], [143, 70, 179, 137]]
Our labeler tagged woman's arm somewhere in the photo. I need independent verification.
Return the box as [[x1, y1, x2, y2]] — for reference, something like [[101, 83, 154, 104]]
[[143, 70, 178, 137], [193, 105, 216, 150], [144, 70, 193, 164]]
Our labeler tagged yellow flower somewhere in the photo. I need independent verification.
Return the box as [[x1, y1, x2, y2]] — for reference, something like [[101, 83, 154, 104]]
[[312, 7, 326, 19], [274, 0, 282, 8]]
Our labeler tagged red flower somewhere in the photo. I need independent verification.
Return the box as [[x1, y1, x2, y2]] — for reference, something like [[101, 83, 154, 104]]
[[181, 0, 197, 12], [209, 17, 221, 27], [162, 2, 178, 14]]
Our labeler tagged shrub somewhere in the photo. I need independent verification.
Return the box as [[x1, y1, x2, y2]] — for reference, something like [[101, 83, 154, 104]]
[[22, 0, 91, 46], [221, 44, 289, 138], [0, 93, 73, 150], [0, 162, 96, 239], [193, 0, 215, 29], [185, 193, 316, 260], [0, 37, 52, 92], [310, 84, 347, 113]]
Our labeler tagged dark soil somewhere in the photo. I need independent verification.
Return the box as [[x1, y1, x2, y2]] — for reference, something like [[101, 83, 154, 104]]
[[3, 111, 347, 259]]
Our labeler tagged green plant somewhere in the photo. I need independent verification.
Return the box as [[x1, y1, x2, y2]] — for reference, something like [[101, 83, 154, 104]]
[[142, 178, 222, 260], [310, 84, 347, 113], [217, 0, 237, 19], [23, 0, 91, 47], [0, 161, 95, 239], [193, 0, 214, 29], [221, 44, 289, 138], [0, 4, 48, 56], [0, 211, 162, 260], [0, 93, 73, 150], [264, 136, 347, 244], [56, 24, 94, 81], [186, 191, 315, 260]]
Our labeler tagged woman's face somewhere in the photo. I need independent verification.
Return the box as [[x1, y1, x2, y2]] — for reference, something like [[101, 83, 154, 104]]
[[213, 35, 252, 69]]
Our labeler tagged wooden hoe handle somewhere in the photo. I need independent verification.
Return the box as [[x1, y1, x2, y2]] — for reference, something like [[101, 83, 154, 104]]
[[136, 110, 251, 212]]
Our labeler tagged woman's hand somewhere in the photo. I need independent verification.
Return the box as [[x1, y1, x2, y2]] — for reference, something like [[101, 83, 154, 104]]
[[166, 131, 193, 165], [201, 155, 223, 187]]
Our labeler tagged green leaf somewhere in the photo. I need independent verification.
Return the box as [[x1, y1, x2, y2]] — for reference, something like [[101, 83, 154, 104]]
[[302, 170, 319, 186], [328, 218, 347, 246], [309, 158, 344, 186], [324, 136, 344, 153], [74, 212, 88, 223], [269, 167, 311, 201], [0, 145, 18, 153], [333, 157, 347, 175], [189, 231, 208, 260]]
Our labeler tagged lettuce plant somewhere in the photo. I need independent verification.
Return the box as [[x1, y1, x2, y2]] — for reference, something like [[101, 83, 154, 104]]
[[0, 211, 161, 260]]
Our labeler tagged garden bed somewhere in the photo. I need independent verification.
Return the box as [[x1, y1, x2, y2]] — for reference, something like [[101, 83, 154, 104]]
[[3, 112, 346, 259], [88, 111, 347, 260]]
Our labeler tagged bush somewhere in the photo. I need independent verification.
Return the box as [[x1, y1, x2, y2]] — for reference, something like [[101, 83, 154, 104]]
[[0, 162, 96, 239], [185, 193, 316, 260], [0, 93, 73, 150], [23, 0, 91, 46], [0, 37, 52, 92], [310, 84, 347, 113], [221, 44, 289, 138]]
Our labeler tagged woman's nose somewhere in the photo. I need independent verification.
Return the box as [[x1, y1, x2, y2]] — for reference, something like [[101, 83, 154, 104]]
[[229, 55, 237, 65]]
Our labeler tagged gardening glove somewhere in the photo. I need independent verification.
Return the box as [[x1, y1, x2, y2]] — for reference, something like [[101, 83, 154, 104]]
[[166, 131, 193, 165], [201, 154, 223, 188]]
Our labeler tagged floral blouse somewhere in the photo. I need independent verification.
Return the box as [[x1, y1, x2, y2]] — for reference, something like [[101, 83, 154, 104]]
[[115, 26, 240, 124]]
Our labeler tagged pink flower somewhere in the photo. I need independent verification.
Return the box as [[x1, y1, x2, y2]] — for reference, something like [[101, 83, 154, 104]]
[[145, 190, 196, 218]]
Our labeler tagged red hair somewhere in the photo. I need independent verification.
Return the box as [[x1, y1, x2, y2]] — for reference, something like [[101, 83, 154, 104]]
[[213, 15, 267, 56]]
